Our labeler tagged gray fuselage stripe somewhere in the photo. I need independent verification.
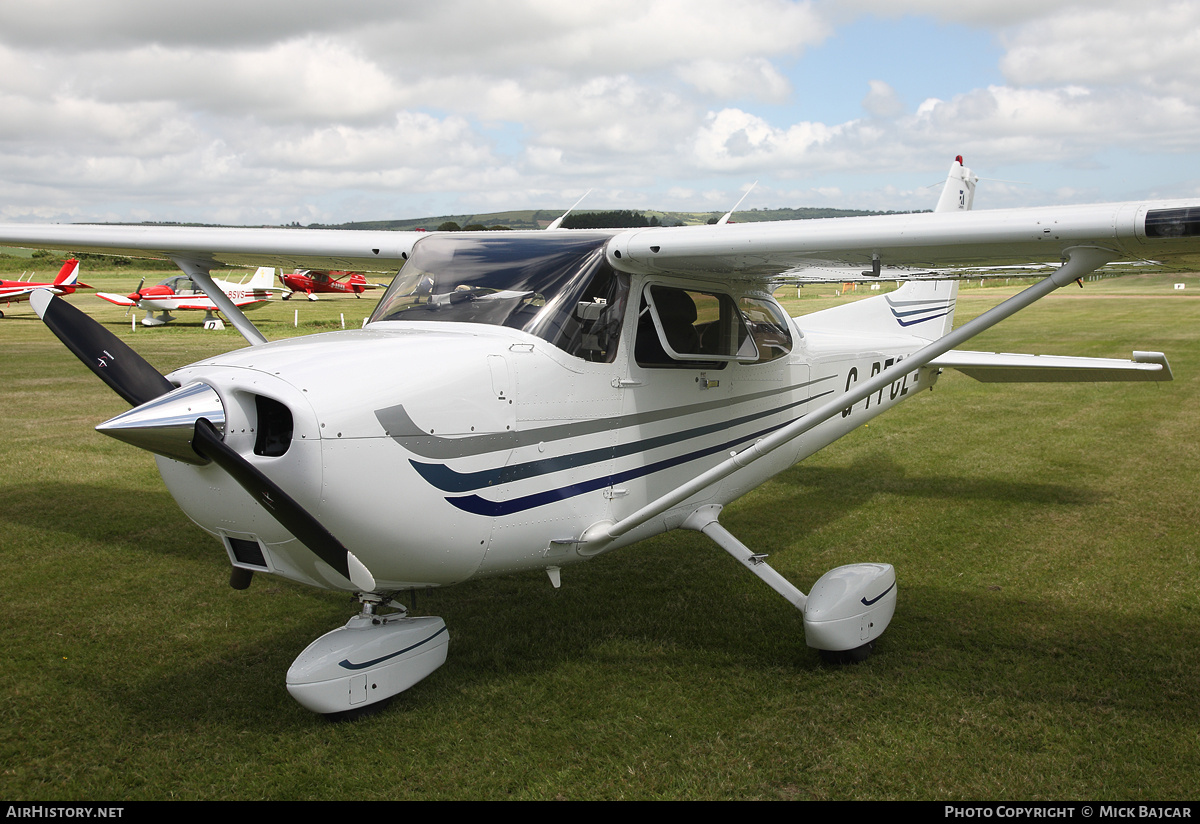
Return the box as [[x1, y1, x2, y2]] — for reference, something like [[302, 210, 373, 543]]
[[410, 387, 834, 492], [376, 375, 833, 460]]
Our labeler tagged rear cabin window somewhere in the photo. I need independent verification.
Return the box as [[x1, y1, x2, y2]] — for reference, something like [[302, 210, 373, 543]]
[[739, 295, 793, 364]]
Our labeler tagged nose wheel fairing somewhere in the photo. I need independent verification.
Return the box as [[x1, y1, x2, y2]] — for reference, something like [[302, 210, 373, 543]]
[[286, 600, 449, 716]]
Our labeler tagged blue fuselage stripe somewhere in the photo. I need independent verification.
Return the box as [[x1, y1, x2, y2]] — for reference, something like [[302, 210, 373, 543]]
[[894, 309, 950, 327], [410, 388, 832, 493], [446, 418, 795, 517]]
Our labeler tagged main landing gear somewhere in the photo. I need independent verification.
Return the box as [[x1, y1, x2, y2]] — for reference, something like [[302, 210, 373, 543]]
[[682, 505, 896, 664], [286, 592, 449, 718], [140, 309, 175, 326]]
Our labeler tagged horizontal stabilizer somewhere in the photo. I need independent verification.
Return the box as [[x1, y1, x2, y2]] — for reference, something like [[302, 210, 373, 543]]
[[930, 350, 1171, 382], [96, 291, 137, 307]]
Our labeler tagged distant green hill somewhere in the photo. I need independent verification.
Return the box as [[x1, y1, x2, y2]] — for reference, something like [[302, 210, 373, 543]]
[[310, 210, 560, 231], [304, 206, 923, 232]]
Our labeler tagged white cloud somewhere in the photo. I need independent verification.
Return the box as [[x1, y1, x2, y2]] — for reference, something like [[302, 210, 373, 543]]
[[680, 58, 793, 103], [1, 0, 1199, 222], [825, 0, 1136, 27], [862, 80, 904, 118], [998, 2, 1200, 99], [260, 113, 494, 174], [909, 85, 1200, 157]]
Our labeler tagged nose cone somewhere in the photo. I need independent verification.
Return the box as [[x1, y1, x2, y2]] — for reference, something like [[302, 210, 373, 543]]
[[96, 381, 225, 465]]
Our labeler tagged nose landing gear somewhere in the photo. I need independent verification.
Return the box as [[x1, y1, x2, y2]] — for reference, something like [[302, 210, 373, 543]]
[[286, 593, 449, 718]]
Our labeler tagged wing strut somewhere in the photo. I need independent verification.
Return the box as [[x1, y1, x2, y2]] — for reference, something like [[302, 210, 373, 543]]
[[581, 245, 1119, 549], [170, 256, 268, 346]]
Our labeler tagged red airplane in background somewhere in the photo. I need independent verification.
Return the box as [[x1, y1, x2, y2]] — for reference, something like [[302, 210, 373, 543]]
[[280, 269, 384, 300], [0, 259, 88, 317]]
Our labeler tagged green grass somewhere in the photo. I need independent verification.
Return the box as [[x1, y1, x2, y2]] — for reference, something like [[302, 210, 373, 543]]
[[2, 268, 1199, 799]]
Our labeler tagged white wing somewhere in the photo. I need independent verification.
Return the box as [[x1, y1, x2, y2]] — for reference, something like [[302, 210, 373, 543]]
[[0, 225, 425, 272], [0, 284, 59, 301], [1, 201, 1199, 282], [603, 201, 1200, 282]]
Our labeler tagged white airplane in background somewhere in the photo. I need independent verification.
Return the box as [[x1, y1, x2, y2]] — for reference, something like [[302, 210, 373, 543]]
[[2, 157, 1199, 719], [97, 266, 278, 328]]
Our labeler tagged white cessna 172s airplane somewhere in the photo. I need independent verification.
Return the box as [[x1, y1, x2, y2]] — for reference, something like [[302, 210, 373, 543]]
[[2, 158, 1198, 717]]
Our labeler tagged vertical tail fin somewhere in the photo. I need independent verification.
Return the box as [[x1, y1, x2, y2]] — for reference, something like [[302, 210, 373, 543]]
[[798, 156, 972, 340], [882, 279, 959, 340], [934, 156, 977, 213], [53, 259, 80, 286], [798, 279, 958, 342], [247, 266, 276, 290]]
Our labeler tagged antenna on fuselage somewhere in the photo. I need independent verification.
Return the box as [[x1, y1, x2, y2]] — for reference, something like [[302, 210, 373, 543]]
[[545, 189, 593, 230], [717, 181, 758, 225]]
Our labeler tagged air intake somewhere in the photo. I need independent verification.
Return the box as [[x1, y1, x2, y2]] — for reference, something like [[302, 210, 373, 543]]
[[254, 395, 293, 457]]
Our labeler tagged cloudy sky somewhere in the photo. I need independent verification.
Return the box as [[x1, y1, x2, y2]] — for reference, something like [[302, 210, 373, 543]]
[[2, 0, 1198, 225]]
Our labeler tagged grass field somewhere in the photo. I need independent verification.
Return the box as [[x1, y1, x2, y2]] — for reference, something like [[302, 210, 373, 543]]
[[2, 267, 1198, 800]]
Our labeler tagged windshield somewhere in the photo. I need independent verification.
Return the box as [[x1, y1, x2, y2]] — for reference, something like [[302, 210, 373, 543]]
[[369, 232, 629, 363]]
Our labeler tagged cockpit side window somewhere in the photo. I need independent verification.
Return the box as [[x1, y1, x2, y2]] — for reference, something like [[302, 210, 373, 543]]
[[526, 252, 629, 363], [165, 275, 194, 293], [634, 284, 757, 368], [368, 232, 628, 363]]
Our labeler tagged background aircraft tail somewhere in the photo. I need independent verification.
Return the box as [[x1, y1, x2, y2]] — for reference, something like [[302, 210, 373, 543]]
[[247, 266, 275, 290], [53, 259, 81, 286]]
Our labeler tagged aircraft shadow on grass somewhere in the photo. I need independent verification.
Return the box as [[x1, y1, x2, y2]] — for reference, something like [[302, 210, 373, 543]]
[[0, 482, 215, 563], [14, 466, 1187, 734], [79, 570, 1200, 733], [718, 454, 1101, 553]]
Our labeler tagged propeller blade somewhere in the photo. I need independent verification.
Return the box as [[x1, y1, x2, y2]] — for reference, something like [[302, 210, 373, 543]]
[[190, 418, 376, 592], [33, 290, 373, 591], [31, 290, 174, 407]]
